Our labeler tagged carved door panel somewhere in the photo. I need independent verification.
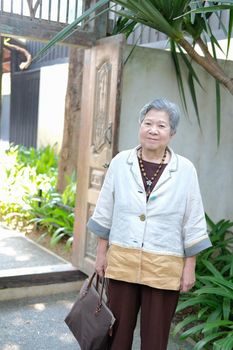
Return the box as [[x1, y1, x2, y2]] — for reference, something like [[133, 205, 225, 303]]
[[72, 35, 125, 275]]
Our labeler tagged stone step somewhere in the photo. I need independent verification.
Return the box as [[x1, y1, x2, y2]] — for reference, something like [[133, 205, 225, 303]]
[[0, 264, 86, 301], [0, 226, 86, 301]]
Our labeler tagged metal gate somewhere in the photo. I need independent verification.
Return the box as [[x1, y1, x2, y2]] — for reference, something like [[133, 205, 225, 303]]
[[10, 69, 40, 148]]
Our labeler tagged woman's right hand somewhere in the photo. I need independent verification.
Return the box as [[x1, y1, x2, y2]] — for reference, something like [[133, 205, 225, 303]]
[[95, 238, 108, 277]]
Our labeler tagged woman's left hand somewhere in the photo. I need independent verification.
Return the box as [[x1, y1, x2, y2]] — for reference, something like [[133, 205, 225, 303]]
[[180, 256, 196, 292]]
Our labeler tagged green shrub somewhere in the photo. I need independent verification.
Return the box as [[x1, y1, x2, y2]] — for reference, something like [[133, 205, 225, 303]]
[[0, 144, 76, 248], [174, 216, 233, 350], [26, 188, 75, 248], [13, 144, 58, 175]]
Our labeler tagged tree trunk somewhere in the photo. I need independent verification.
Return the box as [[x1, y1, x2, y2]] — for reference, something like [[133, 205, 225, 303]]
[[178, 37, 233, 95], [57, 47, 84, 193]]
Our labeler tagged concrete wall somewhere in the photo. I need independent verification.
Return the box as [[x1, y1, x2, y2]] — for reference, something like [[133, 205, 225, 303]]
[[119, 46, 233, 222], [37, 63, 68, 151]]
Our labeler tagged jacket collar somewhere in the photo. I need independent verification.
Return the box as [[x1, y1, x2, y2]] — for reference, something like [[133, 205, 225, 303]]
[[126, 146, 178, 191], [127, 145, 178, 171]]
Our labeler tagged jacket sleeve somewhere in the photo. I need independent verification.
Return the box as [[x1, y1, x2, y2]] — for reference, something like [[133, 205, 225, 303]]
[[183, 166, 212, 256], [86, 161, 115, 240]]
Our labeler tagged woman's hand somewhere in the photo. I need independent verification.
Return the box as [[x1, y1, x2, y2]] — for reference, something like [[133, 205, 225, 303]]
[[180, 256, 196, 292], [95, 238, 108, 277]]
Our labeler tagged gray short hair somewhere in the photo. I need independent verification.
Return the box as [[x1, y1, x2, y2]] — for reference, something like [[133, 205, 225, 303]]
[[139, 98, 180, 135]]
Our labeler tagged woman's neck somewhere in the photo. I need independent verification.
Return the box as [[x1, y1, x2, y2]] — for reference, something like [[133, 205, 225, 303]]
[[141, 147, 169, 163]]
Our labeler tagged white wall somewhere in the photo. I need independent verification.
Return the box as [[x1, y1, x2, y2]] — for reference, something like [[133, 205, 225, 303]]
[[0, 73, 11, 151], [37, 63, 68, 150], [119, 46, 233, 222]]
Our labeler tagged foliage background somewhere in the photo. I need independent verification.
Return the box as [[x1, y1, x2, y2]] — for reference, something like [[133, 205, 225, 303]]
[[0, 145, 76, 249]]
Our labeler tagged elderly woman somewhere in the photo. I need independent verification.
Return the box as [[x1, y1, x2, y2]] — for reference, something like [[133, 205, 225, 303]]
[[87, 98, 212, 350]]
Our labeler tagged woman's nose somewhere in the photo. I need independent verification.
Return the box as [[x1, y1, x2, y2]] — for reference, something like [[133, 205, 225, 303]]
[[149, 127, 158, 134]]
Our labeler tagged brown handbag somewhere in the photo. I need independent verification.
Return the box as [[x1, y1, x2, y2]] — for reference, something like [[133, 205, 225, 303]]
[[65, 272, 115, 350]]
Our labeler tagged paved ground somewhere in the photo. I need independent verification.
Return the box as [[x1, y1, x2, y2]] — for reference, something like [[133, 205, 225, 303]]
[[0, 225, 194, 350], [0, 292, 193, 350], [0, 293, 78, 350], [0, 225, 68, 270]]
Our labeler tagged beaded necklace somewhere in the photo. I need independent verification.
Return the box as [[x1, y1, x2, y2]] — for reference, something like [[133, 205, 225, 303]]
[[139, 147, 167, 198]]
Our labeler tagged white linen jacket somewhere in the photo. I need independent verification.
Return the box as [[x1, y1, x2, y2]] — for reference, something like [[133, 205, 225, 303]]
[[87, 147, 212, 290]]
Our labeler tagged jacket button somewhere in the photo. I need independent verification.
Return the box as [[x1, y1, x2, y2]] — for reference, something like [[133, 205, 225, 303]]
[[139, 214, 146, 221]]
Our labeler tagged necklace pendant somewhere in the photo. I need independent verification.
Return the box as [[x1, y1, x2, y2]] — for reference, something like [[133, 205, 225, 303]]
[[146, 180, 153, 186]]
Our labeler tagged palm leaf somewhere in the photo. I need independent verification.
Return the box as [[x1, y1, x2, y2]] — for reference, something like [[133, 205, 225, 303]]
[[227, 8, 233, 57], [124, 28, 145, 65], [112, 16, 138, 38], [210, 37, 221, 145], [177, 45, 202, 127], [203, 13, 226, 54], [170, 40, 188, 115], [177, 44, 204, 88], [141, 0, 190, 21], [175, 4, 233, 20], [189, 72, 201, 126], [210, 34, 225, 55], [113, 0, 182, 39]]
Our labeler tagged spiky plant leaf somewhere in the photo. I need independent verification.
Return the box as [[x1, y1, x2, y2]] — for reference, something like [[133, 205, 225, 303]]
[[227, 8, 233, 56], [170, 40, 188, 114], [175, 3, 233, 20]]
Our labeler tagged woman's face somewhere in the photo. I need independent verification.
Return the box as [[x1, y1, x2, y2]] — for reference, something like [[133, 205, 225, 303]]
[[139, 109, 173, 152]]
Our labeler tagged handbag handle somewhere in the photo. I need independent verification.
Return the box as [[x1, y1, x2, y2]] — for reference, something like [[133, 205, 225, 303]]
[[86, 272, 107, 314]]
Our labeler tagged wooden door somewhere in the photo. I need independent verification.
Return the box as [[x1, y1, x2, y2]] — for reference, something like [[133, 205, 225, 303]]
[[72, 35, 125, 275]]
